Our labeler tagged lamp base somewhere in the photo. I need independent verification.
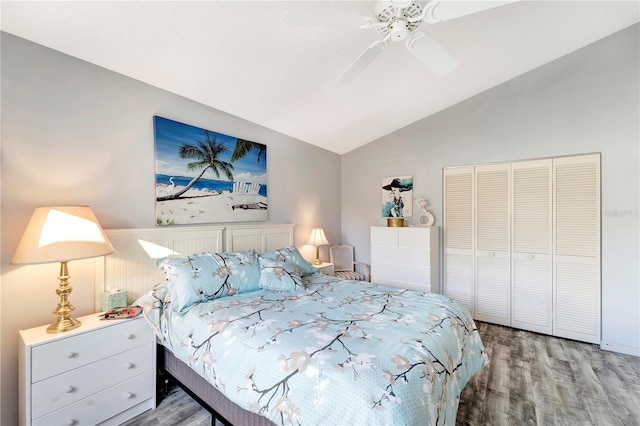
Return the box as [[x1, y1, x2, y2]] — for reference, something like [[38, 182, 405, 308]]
[[46, 261, 81, 334], [47, 317, 81, 334], [312, 246, 322, 265]]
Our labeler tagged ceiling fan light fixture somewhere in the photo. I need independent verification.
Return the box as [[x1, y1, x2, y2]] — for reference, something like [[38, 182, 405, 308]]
[[375, 1, 424, 38], [389, 19, 409, 41]]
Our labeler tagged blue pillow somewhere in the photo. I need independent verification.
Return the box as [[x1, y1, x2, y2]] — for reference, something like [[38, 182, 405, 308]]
[[258, 256, 303, 291], [260, 246, 317, 277], [157, 250, 260, 311]]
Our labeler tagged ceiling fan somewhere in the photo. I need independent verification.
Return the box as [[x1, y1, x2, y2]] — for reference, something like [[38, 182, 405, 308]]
[[285, 0, 514, 83]]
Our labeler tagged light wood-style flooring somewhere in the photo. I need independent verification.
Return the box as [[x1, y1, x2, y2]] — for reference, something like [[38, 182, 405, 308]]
[[122, 322, 640, 426]]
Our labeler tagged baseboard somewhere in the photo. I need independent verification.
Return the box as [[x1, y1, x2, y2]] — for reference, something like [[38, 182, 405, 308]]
[[601, 341, 640, 357]]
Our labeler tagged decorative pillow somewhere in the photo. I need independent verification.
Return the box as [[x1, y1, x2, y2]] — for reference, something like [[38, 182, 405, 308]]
[[258, 256, 303, 291], [134, 281, 170, 334], [260, 246, 317, 277], [157, 250, 260, 312], [151, 281, 170, 304]]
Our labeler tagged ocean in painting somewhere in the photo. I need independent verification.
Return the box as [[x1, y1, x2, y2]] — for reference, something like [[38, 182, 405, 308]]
[[156, 174, 268, 197]]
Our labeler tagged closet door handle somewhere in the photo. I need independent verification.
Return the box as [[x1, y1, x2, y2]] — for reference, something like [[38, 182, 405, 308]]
[[527, 254, 535, 260], [488, 251, 495, 257]]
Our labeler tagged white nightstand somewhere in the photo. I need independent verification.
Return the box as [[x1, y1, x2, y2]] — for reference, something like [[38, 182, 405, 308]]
[[314, 262, 335, 276], [19, 313, 156, 426]]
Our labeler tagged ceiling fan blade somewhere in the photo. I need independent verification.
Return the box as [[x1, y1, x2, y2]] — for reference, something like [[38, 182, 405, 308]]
[[406, 32, 457, 77], [424, 0, 517, 23], [283, 11, 368, 29], [338, 39, 388, 84]]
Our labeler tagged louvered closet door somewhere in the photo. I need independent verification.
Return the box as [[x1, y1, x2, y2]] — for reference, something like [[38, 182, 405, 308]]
[[553, 154, 601, 344], [443, 166, 474, 313], [475, 163, 511, 325], [511, 159, 553, 335]]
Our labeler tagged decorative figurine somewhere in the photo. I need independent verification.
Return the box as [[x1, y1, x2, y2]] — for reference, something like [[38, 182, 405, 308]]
[[414, 197, 435, 227]]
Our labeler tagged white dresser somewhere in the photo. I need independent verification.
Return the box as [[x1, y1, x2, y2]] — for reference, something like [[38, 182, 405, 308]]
[[370, 226, 440, 293], [19, 313, 155, 426]]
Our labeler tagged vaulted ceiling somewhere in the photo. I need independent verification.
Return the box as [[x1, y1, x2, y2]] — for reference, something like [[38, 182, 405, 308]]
[[1, 1, 638, 154]]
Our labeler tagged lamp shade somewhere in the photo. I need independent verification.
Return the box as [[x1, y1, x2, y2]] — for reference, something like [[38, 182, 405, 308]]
[[307, 228, 329, 247], [11, 206, 115, 265]]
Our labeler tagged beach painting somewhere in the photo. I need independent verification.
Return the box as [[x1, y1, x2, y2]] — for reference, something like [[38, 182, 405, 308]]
[[154, 116, 267, 225], [381, 175, 413, 218]]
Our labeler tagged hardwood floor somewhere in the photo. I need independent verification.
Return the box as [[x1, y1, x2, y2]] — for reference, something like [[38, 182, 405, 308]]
[[122, 384, 212, 426], [457, 322, 640, 426], [122, 322, 640, 426]]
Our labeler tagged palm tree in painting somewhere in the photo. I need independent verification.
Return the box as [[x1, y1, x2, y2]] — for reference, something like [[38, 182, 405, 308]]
[[231, 139, 266, 163], [157, 131, 234, 201]]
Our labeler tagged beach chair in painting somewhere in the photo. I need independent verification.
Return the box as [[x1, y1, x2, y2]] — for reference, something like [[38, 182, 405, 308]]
[[225, 182, 265, 210]]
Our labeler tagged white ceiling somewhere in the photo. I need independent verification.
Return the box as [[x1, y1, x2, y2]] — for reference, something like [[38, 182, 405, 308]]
[[1, 1, 638, 154]]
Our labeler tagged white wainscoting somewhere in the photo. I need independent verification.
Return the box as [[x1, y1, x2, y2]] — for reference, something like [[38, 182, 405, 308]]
[[94, 224, 294, 312]]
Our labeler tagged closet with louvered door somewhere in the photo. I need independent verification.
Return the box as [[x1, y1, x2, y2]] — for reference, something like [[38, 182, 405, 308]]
[[511, 159, 553, 335], [442, 166, 474, 314], [553, 154, 600, 344], [475, 163, 511, 326], [443, 153, 601, 344]]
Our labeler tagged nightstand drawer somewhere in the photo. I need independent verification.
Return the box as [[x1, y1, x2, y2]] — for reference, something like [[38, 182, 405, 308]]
[[32, 370, 154, 426], [32, 344, 153, 419], [31, 318, 151, 382], [315, 262, 334, 276]]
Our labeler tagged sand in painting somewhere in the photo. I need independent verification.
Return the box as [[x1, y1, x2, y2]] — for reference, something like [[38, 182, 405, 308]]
[[156, 184, 267, 225]]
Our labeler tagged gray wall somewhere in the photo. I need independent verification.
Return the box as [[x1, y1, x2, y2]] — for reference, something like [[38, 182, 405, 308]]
[[342, 25, 639, 354], [1, 23, 638, 426], [0, 33, 341, 425]]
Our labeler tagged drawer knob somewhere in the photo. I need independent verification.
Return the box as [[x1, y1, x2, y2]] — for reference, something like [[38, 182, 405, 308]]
[[67, 419, 77, 426], [126, 334, 135, 340], [65, 386, 75, 394], [527, 254, 535, 260], [126, 363, 135, 369], [488, 251, 495, 257], [66, 352, 77, 359], [125, 392, 135, 399]]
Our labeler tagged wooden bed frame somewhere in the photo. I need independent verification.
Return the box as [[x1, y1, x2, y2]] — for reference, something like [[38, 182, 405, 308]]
[[95, 224, 294, 425]]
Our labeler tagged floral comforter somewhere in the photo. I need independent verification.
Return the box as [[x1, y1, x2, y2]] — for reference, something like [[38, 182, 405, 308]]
[[137, 274, 488, 425]]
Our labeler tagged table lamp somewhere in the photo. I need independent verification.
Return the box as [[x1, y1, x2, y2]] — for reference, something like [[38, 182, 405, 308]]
[[11, 206, 115, 333], [307, 228, 329, 265]]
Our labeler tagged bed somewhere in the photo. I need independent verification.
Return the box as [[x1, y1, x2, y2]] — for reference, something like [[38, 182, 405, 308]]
[[98, 224, 488, 425]]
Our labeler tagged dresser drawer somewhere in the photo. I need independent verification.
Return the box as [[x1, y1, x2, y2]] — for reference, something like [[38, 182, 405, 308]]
[[371, 245, 431, 266], [371, 227, 399, 245], [32, 344, 153, 419], [31, 318, 151, 382], [32, 370, 154, 426], [397, 228, 431, 248], [371, 227, 432, 248], [372, 261, 431, 285]]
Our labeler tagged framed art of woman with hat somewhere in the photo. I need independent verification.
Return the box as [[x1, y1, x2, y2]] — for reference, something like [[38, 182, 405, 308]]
[[381, 175, 413, 219]]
